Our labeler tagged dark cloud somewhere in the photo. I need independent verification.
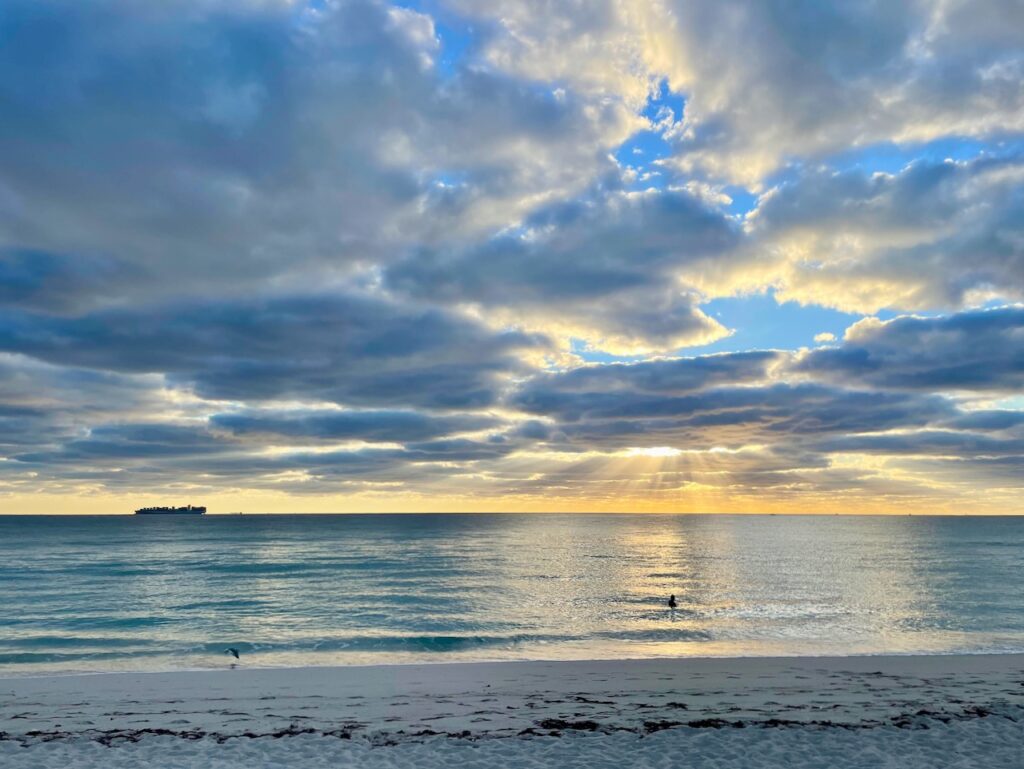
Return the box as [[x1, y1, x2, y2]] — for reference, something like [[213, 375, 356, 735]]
[[212, 409, 501, 443], [0, 0, 634, 312], [520, 351, 780, 395], [794, 306, 1024, 392], [0, 292, 547, 409], [400, 436, 520, 462], [2, 430, 526, 499], [815, 431, 1024, 458], [536, 387, 954, 451], [889, 455, 1024, 492], [13, 423, 232, 464], [942, 410, 1024, 432], [387, 188, 739, 351], [0, 354, 172, 453], [514, 362, 953, 429], [0, 354, 160, 414], [0, 250, 130, 312], [512, 355, 957, 451], [389, 189, 738, 302]]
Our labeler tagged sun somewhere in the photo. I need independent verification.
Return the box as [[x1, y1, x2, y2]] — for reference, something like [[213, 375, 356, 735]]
[[626, 446, 683, 458]]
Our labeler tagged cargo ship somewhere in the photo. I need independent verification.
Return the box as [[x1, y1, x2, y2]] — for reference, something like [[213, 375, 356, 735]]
[[134, 505, 207, 515]]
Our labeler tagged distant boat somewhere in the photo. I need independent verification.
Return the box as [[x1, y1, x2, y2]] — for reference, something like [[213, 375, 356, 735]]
[[134, 505, 207, 516]]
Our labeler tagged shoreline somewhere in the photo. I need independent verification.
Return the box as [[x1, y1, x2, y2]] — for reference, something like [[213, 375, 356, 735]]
[[4, 647, 1024, 682], [4, 653, 1022, 767], [4, 653, 1022, 732]]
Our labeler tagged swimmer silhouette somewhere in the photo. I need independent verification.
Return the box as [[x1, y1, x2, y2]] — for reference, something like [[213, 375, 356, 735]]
[[668, 594, 677, 610]]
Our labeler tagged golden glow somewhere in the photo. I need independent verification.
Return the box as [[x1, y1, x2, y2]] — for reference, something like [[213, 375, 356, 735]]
[[4, 439, 1023, 515], [626, 446, 683, 457]]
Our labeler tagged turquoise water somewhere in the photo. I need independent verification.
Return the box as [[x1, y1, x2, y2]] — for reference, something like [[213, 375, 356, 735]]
[[1, 514, 1023, 675]]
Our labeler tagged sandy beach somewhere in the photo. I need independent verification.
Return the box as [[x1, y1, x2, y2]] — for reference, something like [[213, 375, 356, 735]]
[[2, 654, 1022, 767]]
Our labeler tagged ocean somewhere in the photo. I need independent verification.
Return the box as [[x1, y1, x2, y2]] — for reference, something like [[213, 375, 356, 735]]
[[1, 514, 1023, 676]]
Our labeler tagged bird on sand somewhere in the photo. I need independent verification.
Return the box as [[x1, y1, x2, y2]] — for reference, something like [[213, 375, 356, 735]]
[[225, 647, 240, 660]]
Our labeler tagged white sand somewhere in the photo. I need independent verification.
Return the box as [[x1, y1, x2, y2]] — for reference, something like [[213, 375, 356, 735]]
[[2, 654, 1022, 767]]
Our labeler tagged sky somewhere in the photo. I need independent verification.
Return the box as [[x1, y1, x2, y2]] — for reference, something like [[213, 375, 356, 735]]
[[1, 0, 1023, 514]]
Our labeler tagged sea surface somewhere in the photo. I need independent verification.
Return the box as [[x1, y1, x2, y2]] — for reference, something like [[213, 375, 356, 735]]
[[1, 514, 1023, 676]]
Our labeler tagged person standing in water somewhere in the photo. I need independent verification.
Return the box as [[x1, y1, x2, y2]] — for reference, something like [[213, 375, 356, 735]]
[[668, 594, 677, 610]]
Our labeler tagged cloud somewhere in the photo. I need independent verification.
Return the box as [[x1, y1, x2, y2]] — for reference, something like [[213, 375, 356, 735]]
[[793, 306, 1024, 392], [2, 305, 1023, 506], [13, 423, 233, 464], [387, 187, 740, 353], [895, 455, 1024, 489], [510, 345, 957, 452], [453, 0, 1024, 184], [473, 445, 945, 506], [0, 292, 548, 409], [2, 418, 526, 497], [0, 250, 129, 312], [518, 350, 779, 395], [212, 408, 502, 443], [0, 353, 174, 452], [815, 430, 1024, 458], [714, 157, 1024, 313], [1, 0, 1023, 511], [513, 381, 955, 450], [943, 410, 1024, 432], [0, 0, 638, 313]]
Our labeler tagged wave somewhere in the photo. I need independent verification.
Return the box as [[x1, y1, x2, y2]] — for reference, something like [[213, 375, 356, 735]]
[[60, 615, 176, 630], [191, 561, 333, 576], [592, 628, 713, 642], [3, 635, 160, 649], [172, 598, 269, 611], [192, 633, 584, 655], [191, 558, 414, 575], [63, 566, 164, 578], [0, 633, 584, 666], [0, 648, 172, 665]]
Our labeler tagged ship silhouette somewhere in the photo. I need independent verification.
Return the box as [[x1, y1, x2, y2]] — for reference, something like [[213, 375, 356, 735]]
[[134, 505, 207, 515]]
